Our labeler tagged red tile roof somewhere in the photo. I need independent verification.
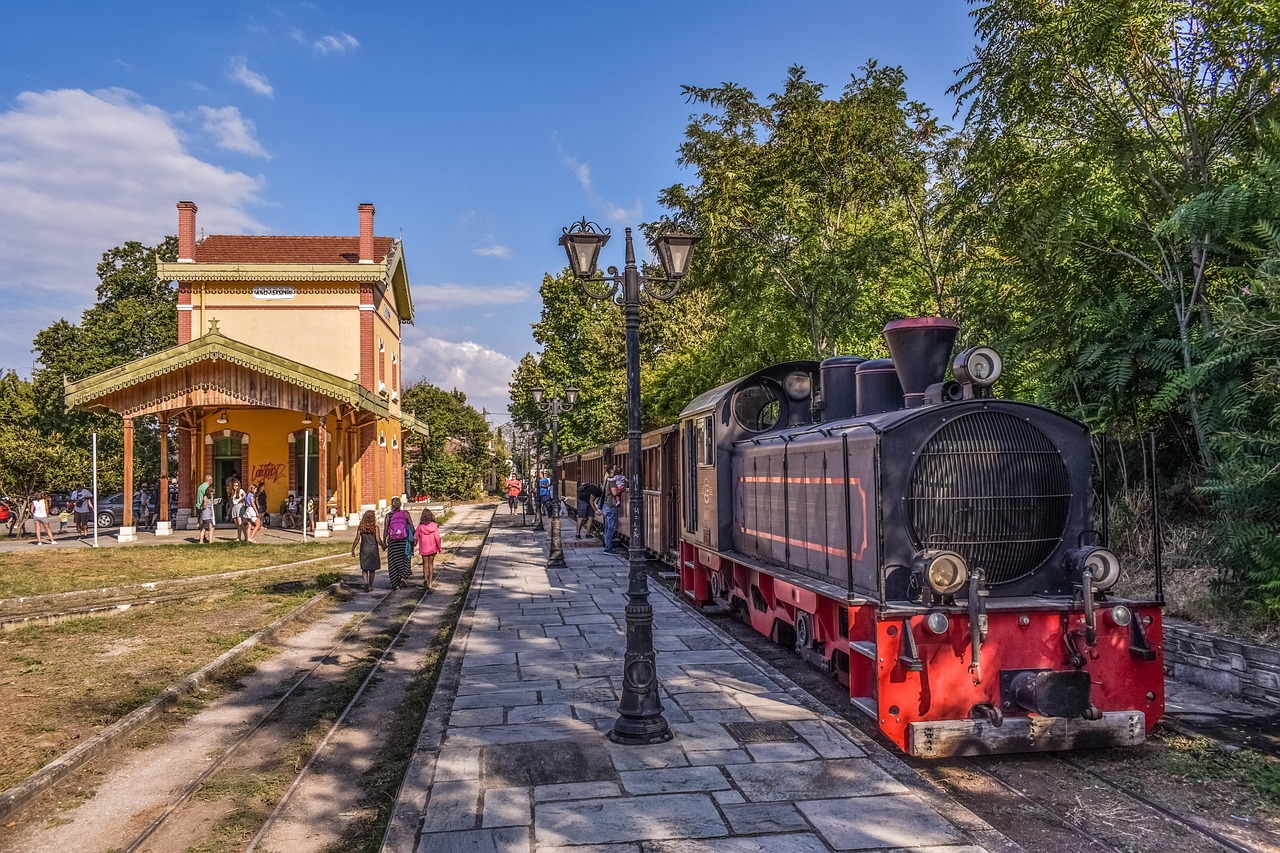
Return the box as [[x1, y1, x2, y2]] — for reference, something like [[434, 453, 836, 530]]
[[192, 235, 395, 264]]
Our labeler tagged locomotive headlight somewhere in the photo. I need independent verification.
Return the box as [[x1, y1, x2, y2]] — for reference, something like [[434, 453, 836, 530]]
[[1109, 605, 1133, 627], [1066, 545, 1122, 591], [954, 347, 1003, 387], [783, 371, 812, 400], [915, 549, 969, 596], [926, 611, 950, 634]]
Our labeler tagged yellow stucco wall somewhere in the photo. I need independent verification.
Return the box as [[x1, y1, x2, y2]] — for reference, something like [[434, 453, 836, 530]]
[[192, 282, 363, 382]]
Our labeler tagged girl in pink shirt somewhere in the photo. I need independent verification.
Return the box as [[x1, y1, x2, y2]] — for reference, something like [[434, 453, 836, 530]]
[[416, 508, 442, 589]]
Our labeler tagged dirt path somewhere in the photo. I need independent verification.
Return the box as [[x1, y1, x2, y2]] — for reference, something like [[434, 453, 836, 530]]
[[0, 504, 493, 853]]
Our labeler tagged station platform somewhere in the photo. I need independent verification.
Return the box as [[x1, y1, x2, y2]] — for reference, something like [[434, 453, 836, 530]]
[[383, 515, 1016, 852]]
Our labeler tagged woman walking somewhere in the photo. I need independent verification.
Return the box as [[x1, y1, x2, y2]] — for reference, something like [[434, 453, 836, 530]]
[[416, 508, 442, 589], [351, 510, 384, 592], [383, 497, 414, 589], [30, 492, 56, 545]]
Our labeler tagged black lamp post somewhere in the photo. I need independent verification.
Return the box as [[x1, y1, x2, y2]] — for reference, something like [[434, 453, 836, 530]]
[[531, 385, 579, 568], [558, 217, 699, 745]]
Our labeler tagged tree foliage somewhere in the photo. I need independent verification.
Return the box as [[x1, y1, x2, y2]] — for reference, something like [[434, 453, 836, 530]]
[[400, 381, 495, 499], [26, 236, 179, 493], [0, 371, 90, 514]]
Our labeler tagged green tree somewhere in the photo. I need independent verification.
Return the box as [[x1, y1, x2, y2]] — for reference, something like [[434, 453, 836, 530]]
[[30, 236, 179, 492], [658, 63, 949, 364], [401, 381, 494, 499], [954, 0, 1280, 466], [0, 371, 90, 520]]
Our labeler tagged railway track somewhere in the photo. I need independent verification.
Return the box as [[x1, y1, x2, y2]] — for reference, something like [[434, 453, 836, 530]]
[[0, 502, 491, 845], [693, 594, 1279, 853], [95, 505, 491, 853]]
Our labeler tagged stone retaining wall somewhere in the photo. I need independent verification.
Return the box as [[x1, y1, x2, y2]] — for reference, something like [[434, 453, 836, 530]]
[[1163, 617, 1280, 707]]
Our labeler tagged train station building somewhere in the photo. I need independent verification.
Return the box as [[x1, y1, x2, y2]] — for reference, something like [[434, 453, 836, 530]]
[[64, 201, 427, 539]]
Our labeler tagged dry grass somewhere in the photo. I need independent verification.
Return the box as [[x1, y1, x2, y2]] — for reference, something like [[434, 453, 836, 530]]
[[0, 540, 349, 599], [0, 581, 338, 791], [1108, 489, 1280, 643]]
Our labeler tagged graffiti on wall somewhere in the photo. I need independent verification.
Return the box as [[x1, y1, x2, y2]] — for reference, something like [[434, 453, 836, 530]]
[[251, 462, 286, 484]]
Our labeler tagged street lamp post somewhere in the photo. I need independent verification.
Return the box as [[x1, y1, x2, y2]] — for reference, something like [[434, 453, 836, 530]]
[[531, 385, 579, 568], [558, 218, 699, 746]]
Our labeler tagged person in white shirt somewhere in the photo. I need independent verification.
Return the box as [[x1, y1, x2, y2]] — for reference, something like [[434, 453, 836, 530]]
[[30, 492, 56, 545]]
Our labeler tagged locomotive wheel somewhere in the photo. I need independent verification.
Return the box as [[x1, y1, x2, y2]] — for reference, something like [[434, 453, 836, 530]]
[[709, 570, 725, 602], [795, 611, 813, 651]]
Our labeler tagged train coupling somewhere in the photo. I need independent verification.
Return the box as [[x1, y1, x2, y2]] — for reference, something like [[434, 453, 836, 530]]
[[999, 668, 1092, 719], [970, 702, 1004, 727]]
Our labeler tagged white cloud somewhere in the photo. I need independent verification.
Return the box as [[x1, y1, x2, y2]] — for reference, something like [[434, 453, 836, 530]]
[[554, 136, 643, 224], [228, 57, 274, 97], [415, 283, 533, 306], [400, 331, 519, 416], [0, 88, 266, 371], [198, 105, 269, 158], [288, 28, 306, 45], [472, 243, 511, 259], [313, 33, 360, 55]]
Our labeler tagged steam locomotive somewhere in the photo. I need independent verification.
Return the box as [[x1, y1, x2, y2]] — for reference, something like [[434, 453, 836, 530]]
[[559, 317, 1164, 757]]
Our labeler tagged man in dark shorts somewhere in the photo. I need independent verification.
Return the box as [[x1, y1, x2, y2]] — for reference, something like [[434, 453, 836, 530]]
[[71, 484, 93, 537], [575, 479, 602, 540]]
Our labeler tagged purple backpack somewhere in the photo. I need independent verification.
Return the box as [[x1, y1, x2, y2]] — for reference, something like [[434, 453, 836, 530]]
[[387, 510, 410, 540]]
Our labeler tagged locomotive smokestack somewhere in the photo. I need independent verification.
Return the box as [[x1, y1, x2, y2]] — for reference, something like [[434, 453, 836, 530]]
[[883, 317, 959, 408]]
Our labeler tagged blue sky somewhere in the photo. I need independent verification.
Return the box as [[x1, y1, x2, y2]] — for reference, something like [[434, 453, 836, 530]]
[[0, 1, 978, 418]]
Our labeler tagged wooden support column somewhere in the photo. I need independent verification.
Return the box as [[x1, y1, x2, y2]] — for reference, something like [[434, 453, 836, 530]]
[[157, 415, 169, 524], [333, 420, 346, 518], [315, 418, 330, 537], [121, 417, 136, 541]]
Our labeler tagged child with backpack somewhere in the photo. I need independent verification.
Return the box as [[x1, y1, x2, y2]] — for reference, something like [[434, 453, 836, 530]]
[[416, 508, 442, 589]]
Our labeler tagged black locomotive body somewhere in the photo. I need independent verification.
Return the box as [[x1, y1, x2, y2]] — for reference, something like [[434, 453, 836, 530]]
[[564, 317, 1164, 757]]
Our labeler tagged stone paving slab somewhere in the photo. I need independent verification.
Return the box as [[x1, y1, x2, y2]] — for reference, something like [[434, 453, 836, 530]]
[[383, 517, 1019, 852]]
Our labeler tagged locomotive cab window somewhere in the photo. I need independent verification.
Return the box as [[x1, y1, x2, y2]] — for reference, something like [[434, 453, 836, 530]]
[[733, 378, 784, 433], [696, 416, 714, 466]]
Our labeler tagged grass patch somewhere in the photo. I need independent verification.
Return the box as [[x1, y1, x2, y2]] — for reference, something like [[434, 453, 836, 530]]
[[1156, 730, 1280, 803], [0, 579, 336, 790], [0, 540, 350, 599]]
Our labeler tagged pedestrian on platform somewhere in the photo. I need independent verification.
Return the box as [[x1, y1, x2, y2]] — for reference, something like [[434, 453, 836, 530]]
[[283, 494, 299, 529], [416, 507, 442, 589], [230, 480, 246, 542], [195, 474, 213, 518], [537, 470, 554, 518], [575, 479, 602, 540], [244, 483, 261, 543], [600, 465, 623, 551], [505, 475, 521, 514], [0, 501, 12, 538], [30, 492, 55, 545], [198, 491, 215, 544], [384, 497, 414, 589], [71, 484, 93, 537], [352, 510, 384, 592]]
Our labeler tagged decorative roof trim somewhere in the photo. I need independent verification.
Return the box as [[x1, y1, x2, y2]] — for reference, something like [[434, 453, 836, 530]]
[[64, 323, 395, 422], [157, 261, 389, 283]]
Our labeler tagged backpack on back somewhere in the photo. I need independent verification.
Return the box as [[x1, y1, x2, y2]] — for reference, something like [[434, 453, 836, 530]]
[[388, 510, 410, 540]]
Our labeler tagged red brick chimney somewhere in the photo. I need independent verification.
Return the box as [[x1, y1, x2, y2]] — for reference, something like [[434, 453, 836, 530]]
[[177, 201, 198, 262], [358, 203, 375, 263]]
